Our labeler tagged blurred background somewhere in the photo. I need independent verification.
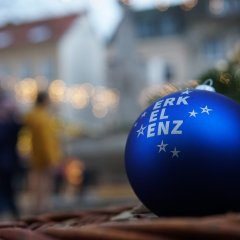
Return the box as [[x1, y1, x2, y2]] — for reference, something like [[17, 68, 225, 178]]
[[0, 0, 240, 219]]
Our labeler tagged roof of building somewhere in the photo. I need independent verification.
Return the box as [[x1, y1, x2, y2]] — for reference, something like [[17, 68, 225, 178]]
[[0, 14, 79, 49]]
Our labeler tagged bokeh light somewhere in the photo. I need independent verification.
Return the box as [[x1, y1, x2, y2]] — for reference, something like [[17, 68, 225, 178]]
[[65, 159, 85, 186], [181, 0, 198, 11], [67, 85, 89, 109], [209, 0, 225, 15], [92, 102, 108, 118], [14, 78, 38, 103], [155, 0, 170, 11], [48, 79, 66, 103]]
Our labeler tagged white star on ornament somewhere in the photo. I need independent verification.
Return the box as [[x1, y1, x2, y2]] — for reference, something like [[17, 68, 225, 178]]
[[189, 109, 198, 117], [171, 147, 180, 158], [157, 140, 168, 152], [200, 106, 212, 115], [181, 89, 192, 95], [141, 112, 147, 117], [136, 124, 146, 137]]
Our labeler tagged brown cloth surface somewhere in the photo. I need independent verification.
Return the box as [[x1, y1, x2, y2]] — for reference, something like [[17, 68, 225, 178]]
[[1, 205, 240, 240]]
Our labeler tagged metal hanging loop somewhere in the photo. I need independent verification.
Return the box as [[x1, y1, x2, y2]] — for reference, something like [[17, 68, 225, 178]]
[[195, 79, 215, 92]]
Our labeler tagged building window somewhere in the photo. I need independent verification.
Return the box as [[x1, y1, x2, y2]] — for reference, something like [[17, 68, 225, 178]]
[[146, 57, 173, 85], [165, 63, 174, 82], [159, 15, 178, 35], [0, 31, 12, 48], [204, 38, 224, 60], [28, 26, 51, 43], [135, 9, 184, 38]]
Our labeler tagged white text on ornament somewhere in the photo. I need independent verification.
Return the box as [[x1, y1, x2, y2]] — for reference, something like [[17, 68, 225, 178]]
[[153, 96, 189, 110], [147, 120, 183, 138], [149, 108, 168, 122]]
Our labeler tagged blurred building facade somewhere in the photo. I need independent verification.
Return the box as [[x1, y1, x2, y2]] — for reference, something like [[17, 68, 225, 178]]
[[107, 0, 240, 126], [0, 13, 111, 131]]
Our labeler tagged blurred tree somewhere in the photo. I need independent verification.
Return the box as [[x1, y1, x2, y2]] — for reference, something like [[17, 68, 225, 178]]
[[198, 48, 240, 103]]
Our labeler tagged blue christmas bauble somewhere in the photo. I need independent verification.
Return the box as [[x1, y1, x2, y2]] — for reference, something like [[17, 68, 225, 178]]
[[125, 89, 240, 216]]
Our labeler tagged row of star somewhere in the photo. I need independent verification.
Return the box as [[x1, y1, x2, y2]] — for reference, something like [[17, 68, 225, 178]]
[[189, 106, 212, 117], [158, 140, 180, 158]]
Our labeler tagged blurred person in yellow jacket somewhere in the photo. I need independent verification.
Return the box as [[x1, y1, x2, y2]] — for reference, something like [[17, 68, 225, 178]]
[[24, 91, 61, 213]]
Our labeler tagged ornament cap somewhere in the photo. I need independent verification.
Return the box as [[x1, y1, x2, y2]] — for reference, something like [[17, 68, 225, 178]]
[[196, 79, 215, 92]]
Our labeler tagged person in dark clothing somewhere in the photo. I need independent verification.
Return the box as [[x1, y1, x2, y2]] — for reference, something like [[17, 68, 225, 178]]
[[0, 90, 21, 219]]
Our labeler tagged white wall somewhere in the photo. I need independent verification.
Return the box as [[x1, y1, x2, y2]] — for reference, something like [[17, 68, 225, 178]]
[[57, 14, 107, 131], [58, 14, 106, 86]]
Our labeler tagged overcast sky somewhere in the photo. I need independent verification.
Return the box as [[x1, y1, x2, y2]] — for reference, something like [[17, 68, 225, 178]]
[[0, 0, 185, 39]]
